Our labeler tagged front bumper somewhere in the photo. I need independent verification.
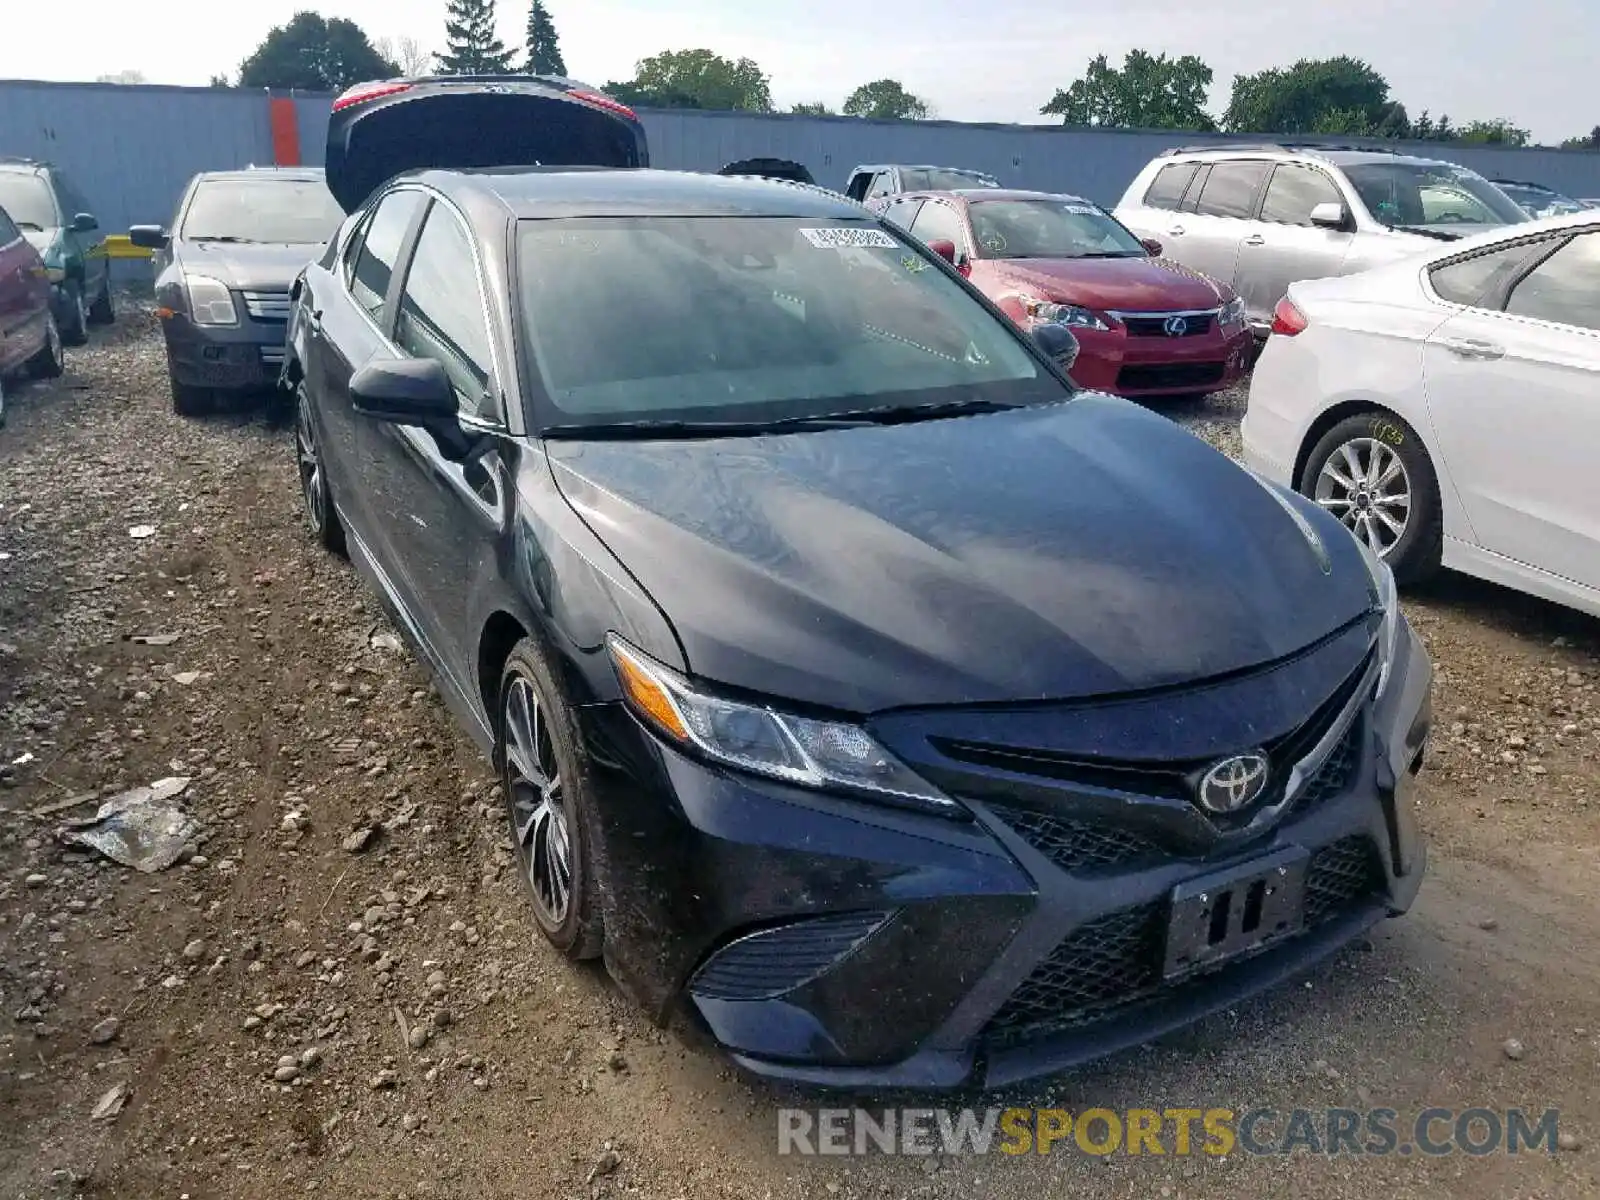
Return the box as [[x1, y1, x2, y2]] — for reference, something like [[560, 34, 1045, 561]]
[[160, 310, 289, 392], [580, 621, 1432, 1089], [1061, 319, 1254, 398]]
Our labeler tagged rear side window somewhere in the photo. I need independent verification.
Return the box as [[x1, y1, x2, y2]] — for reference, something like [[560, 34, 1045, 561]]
[[350, 189, 425, 325], [395, 202, 496, 419], [1429, 240, 1551, 307], [1503, 230, 1600, 331], [1142, 162, 1197, 211], [1193, 161, 1271, 219], [1260, 164, 1344, 225]]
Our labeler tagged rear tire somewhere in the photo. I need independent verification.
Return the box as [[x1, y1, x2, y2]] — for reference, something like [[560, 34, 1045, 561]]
[[88, 275, 114, 325], [26, 315, 64, 379], [60, 281, 89, 346], [1298, 411, 1443, 585], [0, 374, 7, 429], [170, 375, 214, 417]]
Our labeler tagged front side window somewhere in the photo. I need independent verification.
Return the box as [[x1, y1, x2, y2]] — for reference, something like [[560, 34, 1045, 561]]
[[350, 189, 425, 325], [881, 198, 923, 231], [1142, 162, 1197, 211], [181, 177, 345, 245], [1193, 161, 1271, 219], [395, 203, 497, 419], [0, 174, 58, 231], [0, 209, 19, 245], [516, 216, 1060, 428], [1429, 240, 1551, 307], [1344, 162, 1527, 230], [907, 201, 966, 250], [1260, 164, 1345, 226], [1504, 230, 1600, 331], [866, 172, 898, 200], [968, 199, 1145, 259]]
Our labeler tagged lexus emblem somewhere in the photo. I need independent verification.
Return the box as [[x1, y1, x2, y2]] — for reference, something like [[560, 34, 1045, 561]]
[[1197, 753, 1270, 813], [1163, 315, 1189, 337]]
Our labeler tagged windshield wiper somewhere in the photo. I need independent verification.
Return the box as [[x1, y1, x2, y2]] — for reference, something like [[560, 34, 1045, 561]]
[[14, 221, 43, 232], [822, 397, 1022, 424], [1389, 225, 1459, 241], [542, 413, 879, 440], [188, 235, 258, 244]]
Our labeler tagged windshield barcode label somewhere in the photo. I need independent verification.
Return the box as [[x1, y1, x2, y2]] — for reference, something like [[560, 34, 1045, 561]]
[[799, 227, 899, 249]]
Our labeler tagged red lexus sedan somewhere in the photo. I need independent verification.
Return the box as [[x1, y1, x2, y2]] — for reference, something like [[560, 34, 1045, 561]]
[[880, 189, 1253, 399], [0, 201, 65, 428]]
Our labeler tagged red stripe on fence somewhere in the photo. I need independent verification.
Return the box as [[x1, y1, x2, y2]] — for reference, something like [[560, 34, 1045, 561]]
[[269, 97, 301, 166]]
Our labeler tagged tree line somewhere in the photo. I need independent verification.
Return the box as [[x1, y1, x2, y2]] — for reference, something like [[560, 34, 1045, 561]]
[[212, 6, 1598, 148]]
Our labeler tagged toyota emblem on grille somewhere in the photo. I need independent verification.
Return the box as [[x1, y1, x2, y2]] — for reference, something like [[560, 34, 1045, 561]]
[[1163, 315, 1189, 337], [1197, 753, 1270, 813]]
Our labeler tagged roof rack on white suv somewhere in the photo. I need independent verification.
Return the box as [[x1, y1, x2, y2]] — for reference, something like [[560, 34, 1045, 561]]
[[1114, 143, 1529, 335]]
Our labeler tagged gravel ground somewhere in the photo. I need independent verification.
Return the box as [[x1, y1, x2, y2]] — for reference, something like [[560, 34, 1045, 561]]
[[2, 303, 1598, 1199]]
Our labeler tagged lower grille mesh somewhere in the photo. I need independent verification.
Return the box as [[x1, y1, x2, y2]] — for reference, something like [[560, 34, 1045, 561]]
[[690, 910, 892, 1001]]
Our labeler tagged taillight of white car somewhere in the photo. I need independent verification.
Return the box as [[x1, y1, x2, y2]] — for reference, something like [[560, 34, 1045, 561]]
[[1271, 296, 1309, 336]]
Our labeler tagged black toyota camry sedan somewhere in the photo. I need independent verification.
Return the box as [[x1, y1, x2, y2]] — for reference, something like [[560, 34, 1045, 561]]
[[284, 75, 1431, 1089]]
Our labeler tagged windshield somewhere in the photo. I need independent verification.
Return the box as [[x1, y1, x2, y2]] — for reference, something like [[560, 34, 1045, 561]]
[[1495, 183, 1586, 218], [1344, 162, 1528, 230], [516, 216, 1060, 429], [0, 174, 58, 231], [968, 198, 1146, 259], [901, 168, 997, 190], [180, 177, 346, 244]]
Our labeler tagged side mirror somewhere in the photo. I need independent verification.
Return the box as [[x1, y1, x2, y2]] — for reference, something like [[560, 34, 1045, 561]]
[[128, 224, 169, 250], [1309, 202, 1349, 231], [1140, 238, 1164, 257], [71, 212, 99, 233], [926, 238, 957, 264], [1031, 323, 1080, 373], [350, 358, 458, 426]]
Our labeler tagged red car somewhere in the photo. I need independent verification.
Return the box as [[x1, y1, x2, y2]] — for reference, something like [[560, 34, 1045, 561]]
[[878, 189, 1253, 398], [0, 202, 64, 428]]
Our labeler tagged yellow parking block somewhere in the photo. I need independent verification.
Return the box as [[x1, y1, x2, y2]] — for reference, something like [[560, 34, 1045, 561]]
[[98, 236, 153, 260]]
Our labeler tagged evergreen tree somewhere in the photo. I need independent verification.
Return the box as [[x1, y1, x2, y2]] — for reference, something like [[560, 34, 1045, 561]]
[[436, 0, 515, 75], [523, 0, 566, 76]]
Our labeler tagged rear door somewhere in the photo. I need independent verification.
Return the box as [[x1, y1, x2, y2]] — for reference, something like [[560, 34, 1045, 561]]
[[0, 208, 37, 371], [1167, 160, 1272, 292], [1422, 227, 1600, 588], [1234, 162, 1355, 327]]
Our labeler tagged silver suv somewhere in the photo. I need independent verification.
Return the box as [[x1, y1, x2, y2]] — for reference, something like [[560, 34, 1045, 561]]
[[1113, 143, 1529, 334]]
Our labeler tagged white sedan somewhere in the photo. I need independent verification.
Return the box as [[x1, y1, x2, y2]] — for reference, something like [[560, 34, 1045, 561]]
[[1243, 211, 1600, 617]]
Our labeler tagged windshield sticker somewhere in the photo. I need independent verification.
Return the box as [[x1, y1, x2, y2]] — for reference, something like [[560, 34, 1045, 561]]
[[1061, 204, 1101, 216], [799, 227, 899, 249], [900, 254, 929, 273]]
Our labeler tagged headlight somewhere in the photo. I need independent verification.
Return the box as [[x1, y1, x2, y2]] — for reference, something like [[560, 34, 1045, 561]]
[[1357, 539, 1401, 701], [185, 274, 238, 326], [1022, 297, 1108, 331], [1219, 297, 1246, 326], [607, 635, 961, 817]]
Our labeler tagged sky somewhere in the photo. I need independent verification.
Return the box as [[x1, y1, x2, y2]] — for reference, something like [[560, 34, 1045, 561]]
[[1, 0, 1594, 145]]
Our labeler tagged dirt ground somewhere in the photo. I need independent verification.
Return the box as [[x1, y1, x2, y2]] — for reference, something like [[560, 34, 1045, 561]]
[[2, 302, 1598, 1200]]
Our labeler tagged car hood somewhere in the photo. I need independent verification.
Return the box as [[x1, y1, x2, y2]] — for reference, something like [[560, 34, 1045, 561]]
[[177, 241, 324, 290], [987, 256, 1229, 311], [547, 395, 1374, 714], [21, 229, 56, 256]]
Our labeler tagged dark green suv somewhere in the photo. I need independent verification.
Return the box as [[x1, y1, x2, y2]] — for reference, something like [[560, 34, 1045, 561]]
[[0, 158, 113, 344]]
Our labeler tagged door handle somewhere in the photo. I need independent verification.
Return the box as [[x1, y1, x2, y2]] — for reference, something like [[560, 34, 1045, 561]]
[[306, 308, 323, 334], [1167, 226, 1186, 236], [1242, 234, 1266, 246], [1441, 337, 1504, 361]]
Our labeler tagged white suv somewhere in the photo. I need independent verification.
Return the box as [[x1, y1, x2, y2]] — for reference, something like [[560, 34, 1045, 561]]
[[1114, 143, 1529, 334]]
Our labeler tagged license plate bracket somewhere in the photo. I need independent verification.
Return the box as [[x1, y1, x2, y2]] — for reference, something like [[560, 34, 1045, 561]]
[[1162, 847, 1309, 980]]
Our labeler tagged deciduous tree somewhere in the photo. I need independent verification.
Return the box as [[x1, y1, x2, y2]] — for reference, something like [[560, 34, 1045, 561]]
[[1225, 57, 1398, 135], [842, 79, 929, 120], [238, 12, 399, 92], [619, 49, 773, 111], [1040, 51, 1214, 131]]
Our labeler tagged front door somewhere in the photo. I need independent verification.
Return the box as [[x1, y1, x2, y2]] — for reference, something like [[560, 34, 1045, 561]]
[[1162, 160, 1272, 293], [0, 210, 36, 371], [1422, 227, 1600, 589], [359, 195, 513, 683], [1234, 163, 1355, 328]]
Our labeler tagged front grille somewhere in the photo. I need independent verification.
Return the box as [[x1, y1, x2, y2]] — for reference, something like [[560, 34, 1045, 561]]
[[1291, 720, 1363, 814], [259, 345, 285, 367], [689, 910, 892, 1001], [1116, 361, 1226, 391], [1303, 836, 1385, 925], [242, 290, 291, 322], [983, 836, 1387, 1046], [1121, 313, 1216, 337], [989, 804, 1165, 872]]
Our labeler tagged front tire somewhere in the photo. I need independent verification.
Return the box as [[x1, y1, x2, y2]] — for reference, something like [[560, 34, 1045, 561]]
[[170, 375, 213, 417], [26, 315, 64, 379], [1299, 411, 1443, 584], [294, 388, 345, 556], [88, 274, 114, 325], [60, 282, 89, 346], [498, 640, 603, 960]]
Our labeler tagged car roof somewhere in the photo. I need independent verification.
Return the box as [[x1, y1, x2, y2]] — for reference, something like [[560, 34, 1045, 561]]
[[935, 188, 1095, 205], [405, 167, 867, 220], [852, 163, 994, 174], [0, 158, 50, 176], [194, 167, 327, 183], [1156, 143, 1478, 170]]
